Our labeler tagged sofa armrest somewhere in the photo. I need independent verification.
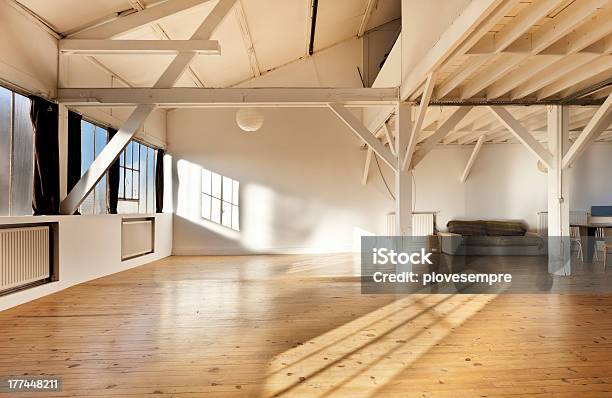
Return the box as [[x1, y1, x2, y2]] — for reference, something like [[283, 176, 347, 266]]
[[438, 232, 464, 255]]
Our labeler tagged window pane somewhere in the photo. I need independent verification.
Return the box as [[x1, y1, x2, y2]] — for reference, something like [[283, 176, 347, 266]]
[[125, 169, 133, 200], [147, 147, 155, 213], [202, 194, 211, 220], [222, 176, 233, 204], [132, 142, 139, 171], [0, 88, 11, 216], [232, 205, 239, 231], [117, 199, 138, 214], [211, 197, 221, 223], [81, 121, 94, 175], [96, 175, 106, 214], [81, 192, 94, 215], [119, 149, 124, 166], [211, 172, 221, 198], [139, 144, 147, 212], [125, 141, 132, 167], [232, 180, 239, 206], [202, 169, 211, 195], [95, 126, 106, 156], [94, 126, 108, 214], [133, 170, 139, 199], [118, 166, 124, 198], [11, 94, 33, 215], [221, 201, 232, 228]]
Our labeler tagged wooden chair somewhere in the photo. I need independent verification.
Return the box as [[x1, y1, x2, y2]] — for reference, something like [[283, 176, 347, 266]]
[[570, 226, 583, 261], [604, 228, 612, 270]]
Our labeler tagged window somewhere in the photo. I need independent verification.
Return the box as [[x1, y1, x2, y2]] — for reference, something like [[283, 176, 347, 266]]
[[118, 140, 157, 214], [201, 169, 239, 231], [79, 120, 158, 215], [79, 120, 108, 215], [0, 86, 34, 216]]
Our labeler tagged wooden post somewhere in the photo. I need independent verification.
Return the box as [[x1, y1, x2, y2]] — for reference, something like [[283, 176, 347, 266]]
[[395, 103, 412, 236], [547, 105, 571, 275]]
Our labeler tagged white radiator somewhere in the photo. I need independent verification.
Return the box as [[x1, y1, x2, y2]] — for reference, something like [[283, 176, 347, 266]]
[[537, 212, 548, 235], [386, 213, 434, 236], [537, 211, 587, 235], [0, 226, 50, 292], [122, 218, 154, 260]]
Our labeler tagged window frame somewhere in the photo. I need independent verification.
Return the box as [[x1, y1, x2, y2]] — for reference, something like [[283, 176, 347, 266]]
[[118, 139, 158, 214], [201, 170, 240, 231], [79, 118, 109, 215], [0, 85, 34, 216]]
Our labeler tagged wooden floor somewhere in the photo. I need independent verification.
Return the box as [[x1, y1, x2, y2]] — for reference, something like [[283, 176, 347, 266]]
[[1, 254, 612, 397]]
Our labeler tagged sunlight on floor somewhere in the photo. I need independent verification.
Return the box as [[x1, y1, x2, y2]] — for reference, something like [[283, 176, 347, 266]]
[[263, 293, 497, 397]]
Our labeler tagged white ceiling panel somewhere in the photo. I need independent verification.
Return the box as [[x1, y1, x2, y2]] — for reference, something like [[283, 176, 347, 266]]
[[315, 0, 365, 51], [241, 0, 307, 72], [17, 0, 132, 34]]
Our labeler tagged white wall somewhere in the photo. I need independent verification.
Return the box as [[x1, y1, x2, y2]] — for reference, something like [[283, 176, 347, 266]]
[[400, 0, 472, 81], [410, 142, 612, 231], [411, 144, 548, 230], [0, 0, 58, 97], [0, 213, 172, 311], [569, 143, 612, 210], [168, 107, 393, 254]]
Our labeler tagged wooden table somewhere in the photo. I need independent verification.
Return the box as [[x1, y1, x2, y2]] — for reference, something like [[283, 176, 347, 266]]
[[571, 223, 612, 263]]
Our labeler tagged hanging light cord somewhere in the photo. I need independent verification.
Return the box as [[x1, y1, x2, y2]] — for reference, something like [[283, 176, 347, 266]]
[[374, 153, 418, 211]]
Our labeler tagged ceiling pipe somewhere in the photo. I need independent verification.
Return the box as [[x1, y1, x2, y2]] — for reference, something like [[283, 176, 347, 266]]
[[308, 0, 319, 56]]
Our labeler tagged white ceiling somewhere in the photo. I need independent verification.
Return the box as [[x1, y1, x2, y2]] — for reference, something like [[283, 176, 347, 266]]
[[17, 0, 400, 88]]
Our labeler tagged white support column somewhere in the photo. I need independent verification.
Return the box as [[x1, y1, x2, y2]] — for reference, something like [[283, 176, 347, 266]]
[[547, 105, 571, 276], [395, 103, 413, 236]]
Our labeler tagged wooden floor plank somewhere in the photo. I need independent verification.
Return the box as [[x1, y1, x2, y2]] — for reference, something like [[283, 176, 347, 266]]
[[1, 253, 612, 397]]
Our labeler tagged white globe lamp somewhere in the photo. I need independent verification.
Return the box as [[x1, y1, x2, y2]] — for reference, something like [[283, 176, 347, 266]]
[[235, 108, 264, 132]]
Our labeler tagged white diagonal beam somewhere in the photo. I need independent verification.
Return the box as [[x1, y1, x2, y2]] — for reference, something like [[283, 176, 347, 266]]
[[60, 0, 236, 215], [358, 0, 377, 37], [411, 106, 473, 168], [70, 0, 213, 39], [362, 148, 373, 185], [488, 106, 553, 168], [328, 103, 397, 170], [402, 72, 436, 170], [382, 121, 396, 156], [461, 135, 485, 182], [562, 92, 612, 168], [234, 0, 260, 77], [59, 39, 221, 55]]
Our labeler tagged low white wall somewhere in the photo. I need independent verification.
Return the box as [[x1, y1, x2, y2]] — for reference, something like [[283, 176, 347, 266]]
[[0, 213, 172, 311]]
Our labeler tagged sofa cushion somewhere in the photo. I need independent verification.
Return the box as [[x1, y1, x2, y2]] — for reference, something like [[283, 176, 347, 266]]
[[447, 220, 486, 236], [484, 220, 526, 236]]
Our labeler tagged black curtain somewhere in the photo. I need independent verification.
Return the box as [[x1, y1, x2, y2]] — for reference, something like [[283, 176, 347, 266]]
[[107, 127, 120, 214], [67, 111, 82, 215], [30, 96, 59, 215], [155, 149, 164, 213]]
